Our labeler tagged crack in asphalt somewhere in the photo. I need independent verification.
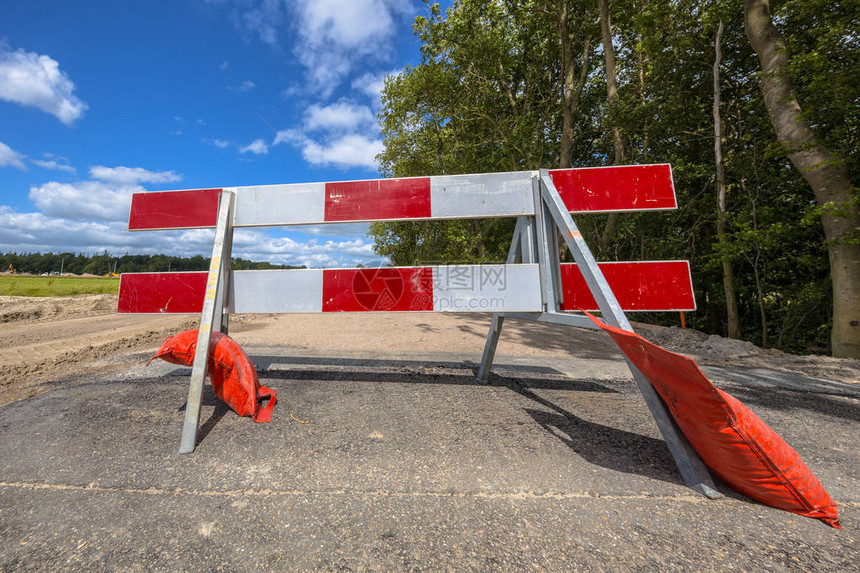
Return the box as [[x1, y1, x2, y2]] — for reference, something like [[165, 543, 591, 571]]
[[1, 480, 722, 503]]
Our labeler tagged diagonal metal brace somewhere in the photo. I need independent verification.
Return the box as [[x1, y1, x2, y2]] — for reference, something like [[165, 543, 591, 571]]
[[538, 171, 720, 498], [178, 190, 235, 454]]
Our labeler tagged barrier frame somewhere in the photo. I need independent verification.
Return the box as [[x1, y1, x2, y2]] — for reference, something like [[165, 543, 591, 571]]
[[126, 167, 719, 498]]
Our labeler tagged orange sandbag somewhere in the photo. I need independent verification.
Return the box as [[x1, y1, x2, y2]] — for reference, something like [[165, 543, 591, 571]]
[[148, 330, 277, 423], [147, 329, 200, 367], [584, 312, 840, 528]]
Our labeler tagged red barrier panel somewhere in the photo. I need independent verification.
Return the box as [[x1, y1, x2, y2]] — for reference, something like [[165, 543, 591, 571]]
[[322, 267, 434, 312], [118, 272, 209, 313], [117, 262, 695, 314], [560, 261, 694, 311], [325, 178, 432, 222], [128, 188, 221, 230], [126, 165, 677, 230], [549, 164, 676, 212]]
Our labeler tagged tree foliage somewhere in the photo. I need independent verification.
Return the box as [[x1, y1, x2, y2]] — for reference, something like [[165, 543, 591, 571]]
[[371, 0, 860, 355]]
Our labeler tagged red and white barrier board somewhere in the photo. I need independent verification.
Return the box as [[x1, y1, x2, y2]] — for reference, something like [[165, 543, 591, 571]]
[[118, 261, 695, 314], [128, 165, 676, 230], [128, 162, 720, 497]]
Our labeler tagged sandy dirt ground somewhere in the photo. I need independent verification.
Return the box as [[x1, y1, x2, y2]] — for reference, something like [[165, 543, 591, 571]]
[[0, 295, 195, 405], [1, 294, 857, 407]]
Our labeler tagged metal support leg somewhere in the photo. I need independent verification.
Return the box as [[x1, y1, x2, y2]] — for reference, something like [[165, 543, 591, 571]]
[[477, 313, 505, 382], [531, 178, 553, 310], [178, 191, 235, 454], [627, 360, 721, 497], [219, 219, 234, 336], [477, 216, 528, 382], [544, 203, 564, 309], [538, 172, 720, 498]]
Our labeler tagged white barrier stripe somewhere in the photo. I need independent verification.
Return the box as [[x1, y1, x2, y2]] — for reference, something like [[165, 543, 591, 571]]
[[233, 183, 326, 227], [431, 264, 541, 312], [429, 172, 535, 219], [232, 269, 323, 313]]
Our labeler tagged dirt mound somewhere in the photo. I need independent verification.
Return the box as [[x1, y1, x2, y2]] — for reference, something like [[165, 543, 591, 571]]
[[0, 294, 194, 405], [0, 294, 116, 323], [643, 327, 760, 361], [641, 326, 860, 383]]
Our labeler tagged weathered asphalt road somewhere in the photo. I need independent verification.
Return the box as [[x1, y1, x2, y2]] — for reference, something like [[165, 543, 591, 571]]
[[1, 348, 857, 571]]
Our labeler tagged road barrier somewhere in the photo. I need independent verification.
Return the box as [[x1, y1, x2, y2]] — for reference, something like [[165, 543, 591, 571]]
[[119, 165, 719, 498]]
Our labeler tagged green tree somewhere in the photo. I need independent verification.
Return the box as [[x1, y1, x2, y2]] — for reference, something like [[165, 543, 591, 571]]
[[373, 0, 855, 355], [372, 0, 598, 265], [744, 0, 860, 357]]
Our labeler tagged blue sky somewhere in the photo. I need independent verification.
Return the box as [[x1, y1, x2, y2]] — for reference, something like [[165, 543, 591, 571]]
[[0, 0, 445, 268]]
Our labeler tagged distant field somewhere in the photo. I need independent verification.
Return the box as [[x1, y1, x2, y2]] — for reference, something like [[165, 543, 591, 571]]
[[0, 275, 119, 297]]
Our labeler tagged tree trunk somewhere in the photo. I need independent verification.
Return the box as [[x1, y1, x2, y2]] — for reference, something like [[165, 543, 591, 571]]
[[556, 0, 575, 169], [598, 0, 623, 166], [741, 174, 769, 346], [553, 1, 591, 169], [597, 0, 623, 254], [552, 1, 591, 262], [638, 28, 648, 159], [472, 220, 486, 260], [745, 0, 860, 358], [713, 11, 741, 339]]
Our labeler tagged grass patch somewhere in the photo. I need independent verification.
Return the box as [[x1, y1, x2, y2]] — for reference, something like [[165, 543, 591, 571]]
[[0, 275, 119, 297]]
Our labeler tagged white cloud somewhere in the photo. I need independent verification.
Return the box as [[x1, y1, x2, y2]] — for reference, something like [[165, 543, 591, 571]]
[[0, 141, 27, 170], [280, 85, 301, 100], [0, 207, 133, 252], [28, 166, 183, 222], [240, 0, 283, 46], [274, 131, 381, 169], [29, 180, 138, 221], [219, 60, 229, 70], [273, 129, 302, 147], [203, 138, 230, 148], [290, 0, 412, 96], [89, 166, 182, 185], [0, 43, 87, 125], [231, 229, 379, 267], [273, 100, 382, 169], [351, 70, 396, 108], [297, 222, 372, 238], [302, 134, 383, 168], [0, 206, 218, 258], [304, 101, 375, 132], [208, 1, 411, 97], [229, 79, 256, 92], [31, 158, 76, 174], [240, 139, 269, 155]]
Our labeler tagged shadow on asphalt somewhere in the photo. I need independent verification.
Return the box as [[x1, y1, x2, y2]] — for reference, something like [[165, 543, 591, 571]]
[[173, 356, 671, 485], [177, 386, 232, 446], [260, 367, 619, 394], [504, 379, 684, 486]]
